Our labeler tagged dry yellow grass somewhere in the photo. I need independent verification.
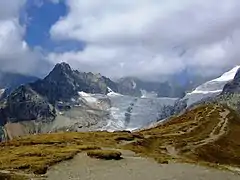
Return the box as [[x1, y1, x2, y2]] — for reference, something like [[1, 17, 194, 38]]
[[124, 104, 240, 167], [0, 172, 27, 180], [87, 150, 122, 160], [1, 103, 240, 179], [193, 108, 240, 166], [0, 131, 135, 176]]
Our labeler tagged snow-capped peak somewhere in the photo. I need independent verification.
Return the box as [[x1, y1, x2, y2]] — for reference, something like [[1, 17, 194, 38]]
[[189, 66, 240, 95], [211, 65, 240, 82], [184, 66, 240, 106]]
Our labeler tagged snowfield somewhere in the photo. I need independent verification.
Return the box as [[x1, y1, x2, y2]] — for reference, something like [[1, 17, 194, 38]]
[[78, 91, 98, 103], [184, 66, 240, 105]]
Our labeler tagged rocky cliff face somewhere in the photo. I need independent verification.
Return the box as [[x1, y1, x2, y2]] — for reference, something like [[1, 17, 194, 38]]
[[117, 77, 142, 97], [0, 62, 120, 134], [31, 62, 118, 103], [0, 85, 56, 124], [183, 66, 240, 106], [222, 69, 240, 94]]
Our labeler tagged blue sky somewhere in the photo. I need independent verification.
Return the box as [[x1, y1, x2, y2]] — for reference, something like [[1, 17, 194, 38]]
[[21, 0, 85, 53], [0, 0, 240, 79]]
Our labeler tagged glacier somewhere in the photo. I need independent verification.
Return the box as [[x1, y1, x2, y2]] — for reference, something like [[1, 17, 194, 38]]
[[184, 66, 240, 106], [48, 91, 177, 132]]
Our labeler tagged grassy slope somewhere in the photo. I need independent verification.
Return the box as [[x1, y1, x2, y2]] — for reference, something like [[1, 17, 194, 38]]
[[193, 108, 240, 165], [0, 131, 136, 176], [125, 104, 240, 166], [0, 103, 240, 178]]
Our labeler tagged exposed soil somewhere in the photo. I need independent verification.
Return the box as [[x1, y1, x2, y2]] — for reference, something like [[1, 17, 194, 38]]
[[46, 150, 239, 180]]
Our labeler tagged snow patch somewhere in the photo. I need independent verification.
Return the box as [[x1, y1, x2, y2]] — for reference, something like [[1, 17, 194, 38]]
[[213, 65, 240, 82], [184, 65, 240, 106], [141, 89, 158, 98], [132, 80, 137, 89], [187, 90, 222, 95], [0, 89, 5, 97], [78, 91, 97, 103], [107, 87, 122, 97], [188, 66, 240, 95]]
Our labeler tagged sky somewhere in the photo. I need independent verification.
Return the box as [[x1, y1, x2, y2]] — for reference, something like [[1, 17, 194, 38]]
[[1, 0, 240, 80]]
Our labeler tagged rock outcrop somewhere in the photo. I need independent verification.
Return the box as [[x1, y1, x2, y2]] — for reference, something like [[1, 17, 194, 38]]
[[222, 68, 240, 94]]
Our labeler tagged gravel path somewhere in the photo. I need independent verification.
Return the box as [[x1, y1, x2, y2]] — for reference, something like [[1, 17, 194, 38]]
[[46, 150, 239, 180]]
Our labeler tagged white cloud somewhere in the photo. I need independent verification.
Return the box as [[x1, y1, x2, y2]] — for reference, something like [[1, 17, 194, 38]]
[[49, 0, 240, 78], [0, 0, 26, 20], [0, 0, 49, 75]]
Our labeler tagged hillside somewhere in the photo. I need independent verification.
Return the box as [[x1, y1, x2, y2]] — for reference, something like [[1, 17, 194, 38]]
[[0, 103, 240, 179], [135, 104, 240, 166], [0, 63, 180, 141]]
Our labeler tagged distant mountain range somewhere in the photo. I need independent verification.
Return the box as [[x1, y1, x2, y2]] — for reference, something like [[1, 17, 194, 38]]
[[1, 62, 240, 141], [0, 62, 227, 125], [117, 75, 209, 98], [0, 63, 178, 140], [0, 71, 38, 99]]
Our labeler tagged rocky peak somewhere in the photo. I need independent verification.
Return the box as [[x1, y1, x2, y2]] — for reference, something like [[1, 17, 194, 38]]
[[222, 68, 240, 94], [45, 62, 73, 82], [0, 85, 55, 122], [53, 62, 72, 73]]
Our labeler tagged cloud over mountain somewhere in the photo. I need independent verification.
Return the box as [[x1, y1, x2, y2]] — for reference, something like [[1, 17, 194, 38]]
[[1, 0, 240, 79], [0, 0, 50, 76], [49, 0, 240, 78]]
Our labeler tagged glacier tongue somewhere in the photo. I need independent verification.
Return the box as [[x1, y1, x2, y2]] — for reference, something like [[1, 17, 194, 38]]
[[102, 95, 177, 132]]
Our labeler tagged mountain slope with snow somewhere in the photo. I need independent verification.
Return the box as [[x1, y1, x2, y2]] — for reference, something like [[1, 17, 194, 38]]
[[184, 66, 240, 106], [0, 89, 4, 98]]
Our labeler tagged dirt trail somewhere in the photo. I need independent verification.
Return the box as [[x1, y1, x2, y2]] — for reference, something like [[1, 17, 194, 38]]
[[192, 109, 229, 147], [46, 150, 239, 180], [210, 109, 229, 137]]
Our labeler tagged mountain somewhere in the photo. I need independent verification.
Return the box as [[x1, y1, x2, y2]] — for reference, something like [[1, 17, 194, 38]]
[[1, 102, 240, 179], [30, 62, 119, 103], [117, 72, 213, 98], [0, 71, 38, 99], [183, 66, 240, 106], [222, 68, 240, 94], [0, 62, 119, 123], [0, 85, 56, 125], [0, 63, 180, 140], [3, 62, 239, 141], [117, 77, 187, 98]]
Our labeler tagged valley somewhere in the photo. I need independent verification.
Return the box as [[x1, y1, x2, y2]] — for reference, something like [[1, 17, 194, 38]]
[[0, 103, 240, 179], [2, 1, 240, 179], [0, 63, 240, 179]]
